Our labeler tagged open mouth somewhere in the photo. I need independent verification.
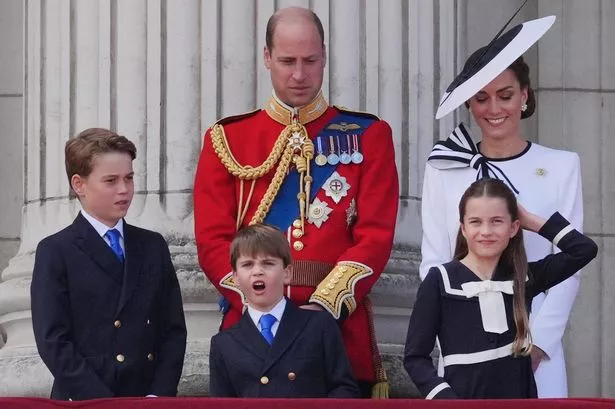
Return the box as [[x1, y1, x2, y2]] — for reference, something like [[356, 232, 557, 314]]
[[486, 117, 506, 126], [252, 281, 266, 291]]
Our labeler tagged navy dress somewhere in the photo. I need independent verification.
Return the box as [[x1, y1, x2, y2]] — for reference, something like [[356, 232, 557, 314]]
[[404, 212, 597, 399]]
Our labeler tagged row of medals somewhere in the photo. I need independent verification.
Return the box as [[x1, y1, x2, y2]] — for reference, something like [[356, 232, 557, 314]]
[[313, 135, 364, 167]]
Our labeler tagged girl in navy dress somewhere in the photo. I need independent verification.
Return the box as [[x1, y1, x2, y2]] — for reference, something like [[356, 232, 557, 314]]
[[404, 178, 597, 399]]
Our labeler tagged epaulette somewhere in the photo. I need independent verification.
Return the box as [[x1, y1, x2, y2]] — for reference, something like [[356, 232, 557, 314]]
[[214, 109, 261, 126], [333, 105, 380, 120]]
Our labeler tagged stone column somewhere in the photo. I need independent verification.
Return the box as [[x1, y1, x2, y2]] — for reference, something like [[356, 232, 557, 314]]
[[0, 0, 448, 398], [0, 0, 24, 353], [536, 0, 615, 398], [0, 0, 70, 396], [453, 0, 615, 398], [0, 0, 217, 396]]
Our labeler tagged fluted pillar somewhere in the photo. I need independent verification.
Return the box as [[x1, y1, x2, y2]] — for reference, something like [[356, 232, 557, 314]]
[[536, 0, 615, 397], [0, 0, 448, 398], [0, 0, 72, 396], [456, 0, 615, 398], [0, 0, 217, 396]]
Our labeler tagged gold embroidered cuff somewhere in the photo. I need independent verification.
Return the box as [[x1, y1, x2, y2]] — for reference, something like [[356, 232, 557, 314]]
[[309, 261, 373, 319], [219, 272, 247, 305]]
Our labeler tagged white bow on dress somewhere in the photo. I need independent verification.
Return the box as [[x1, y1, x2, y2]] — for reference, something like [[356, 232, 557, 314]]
[[461, 280, 514, 334]]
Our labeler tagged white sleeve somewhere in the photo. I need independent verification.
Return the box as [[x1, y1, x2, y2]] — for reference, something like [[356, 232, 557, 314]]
[[419, 163, 454, 280], [530, 153, 583, 359]]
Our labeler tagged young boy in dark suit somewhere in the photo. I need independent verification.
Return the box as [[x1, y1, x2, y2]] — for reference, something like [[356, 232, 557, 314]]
[[208, 224, 359, 398], [31, 128, 187, 400]]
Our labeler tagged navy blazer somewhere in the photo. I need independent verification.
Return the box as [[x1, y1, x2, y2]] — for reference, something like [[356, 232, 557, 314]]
[[209, 300, 359, 398], [31, 213, 187, 400]]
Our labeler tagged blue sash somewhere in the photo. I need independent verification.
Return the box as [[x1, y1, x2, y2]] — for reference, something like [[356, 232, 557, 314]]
[[263, 113, 375, 231]]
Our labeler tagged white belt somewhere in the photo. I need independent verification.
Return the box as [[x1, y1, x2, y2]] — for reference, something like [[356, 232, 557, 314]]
[[442, 342, 514, 367]]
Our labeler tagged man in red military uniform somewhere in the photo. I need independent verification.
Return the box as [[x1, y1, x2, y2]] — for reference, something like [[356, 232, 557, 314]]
[[193, 6, 398, 398]]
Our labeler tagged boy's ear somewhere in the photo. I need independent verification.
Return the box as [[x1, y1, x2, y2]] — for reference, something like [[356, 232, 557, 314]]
[[70, 174, 85, 197], [283, 264, 292, 286]]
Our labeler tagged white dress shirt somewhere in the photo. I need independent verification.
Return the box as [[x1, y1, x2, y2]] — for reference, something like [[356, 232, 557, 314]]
[[80, 209, 125, 253], [247, 297, 287, 337]]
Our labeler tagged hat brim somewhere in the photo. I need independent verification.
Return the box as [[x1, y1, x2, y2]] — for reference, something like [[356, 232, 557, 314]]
[[435, 15, 556, 120]]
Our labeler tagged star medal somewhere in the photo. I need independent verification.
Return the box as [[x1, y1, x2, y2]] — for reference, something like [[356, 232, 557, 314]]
[[315, 136, 328, 166], [339, 135, 352, 164], [288, 131, 306, 151], [308, 197, 333, 228], [351, 134, 363, 164], [327, 135, 340, 166], [323, 171, 351, 204]]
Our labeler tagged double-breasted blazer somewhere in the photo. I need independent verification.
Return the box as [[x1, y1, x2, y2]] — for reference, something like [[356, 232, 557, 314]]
[[31, 213, 187, 400]]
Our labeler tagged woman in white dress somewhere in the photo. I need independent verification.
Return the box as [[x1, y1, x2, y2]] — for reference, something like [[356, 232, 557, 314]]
[[420, 16, 583, 398]]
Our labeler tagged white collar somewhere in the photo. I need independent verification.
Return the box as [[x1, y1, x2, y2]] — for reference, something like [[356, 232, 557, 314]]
[[80, 209, 124, 239], [247, 297, 287, 327]]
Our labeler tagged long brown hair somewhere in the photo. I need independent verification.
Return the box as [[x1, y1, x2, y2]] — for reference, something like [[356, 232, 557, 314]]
[[454, 178, 532, 356]]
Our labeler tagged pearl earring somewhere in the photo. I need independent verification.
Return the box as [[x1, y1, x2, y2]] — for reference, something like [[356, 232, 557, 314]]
[[521, 103, 528, 112]]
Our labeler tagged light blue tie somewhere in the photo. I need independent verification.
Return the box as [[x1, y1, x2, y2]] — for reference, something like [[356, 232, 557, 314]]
[[105, 229, 124, 263], [259, 314, 276, 346]]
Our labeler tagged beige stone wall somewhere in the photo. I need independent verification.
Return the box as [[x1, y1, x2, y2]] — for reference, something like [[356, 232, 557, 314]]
[[0, 0, 23, 274], [0, 0, 24, 352]]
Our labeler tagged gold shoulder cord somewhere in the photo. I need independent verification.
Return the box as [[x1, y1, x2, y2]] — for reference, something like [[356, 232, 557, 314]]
[[210, 122, 314, 233]]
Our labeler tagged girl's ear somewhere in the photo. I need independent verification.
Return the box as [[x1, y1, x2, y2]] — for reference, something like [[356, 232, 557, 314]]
[[510, 219, 520, 238], [460, 222, 468, 239]]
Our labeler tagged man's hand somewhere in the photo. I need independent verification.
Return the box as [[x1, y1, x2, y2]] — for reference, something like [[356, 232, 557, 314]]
[[531, 345, 548, 373], [300, 303, 324, 312]]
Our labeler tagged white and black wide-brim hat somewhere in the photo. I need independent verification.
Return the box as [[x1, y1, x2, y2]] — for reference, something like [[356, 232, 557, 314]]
[[435, 15, 556, 120]]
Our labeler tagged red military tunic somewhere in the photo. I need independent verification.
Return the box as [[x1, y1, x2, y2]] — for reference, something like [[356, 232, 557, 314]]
[[194, 91, 399, 384]]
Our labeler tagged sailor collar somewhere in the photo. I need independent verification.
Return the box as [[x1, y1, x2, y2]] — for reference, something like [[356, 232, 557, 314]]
[[439, 261, 514, 335], [427, 123, 527, 194]]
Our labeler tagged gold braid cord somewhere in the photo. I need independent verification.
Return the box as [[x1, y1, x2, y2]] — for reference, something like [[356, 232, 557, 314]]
[[249, 146, 294, 225], [210, 123, 288, 180], [210, 122, 313, 227]]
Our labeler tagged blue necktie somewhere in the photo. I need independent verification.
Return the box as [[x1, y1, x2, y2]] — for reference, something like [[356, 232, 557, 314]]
[[105, 229, 124, 263], [259, 314, 276, 346]]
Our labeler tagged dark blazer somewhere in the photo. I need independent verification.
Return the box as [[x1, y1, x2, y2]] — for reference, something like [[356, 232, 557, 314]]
[[31, 213, 187, 400], [209, 300, 359, 398]]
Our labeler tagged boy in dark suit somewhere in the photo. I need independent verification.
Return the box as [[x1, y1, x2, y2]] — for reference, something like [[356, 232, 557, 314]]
[[31, 128, 187, 400], [208, 224, 359, 398]]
